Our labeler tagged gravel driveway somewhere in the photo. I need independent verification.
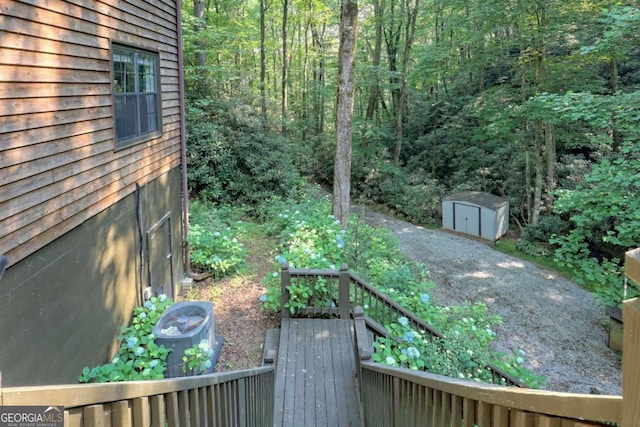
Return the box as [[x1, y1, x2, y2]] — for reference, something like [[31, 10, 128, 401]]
[[360, 208, 622, 395]]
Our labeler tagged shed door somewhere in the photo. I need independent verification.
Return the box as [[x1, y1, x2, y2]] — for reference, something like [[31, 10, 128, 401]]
[[147, 214, 174, 300], [453, 203, 481, 237]]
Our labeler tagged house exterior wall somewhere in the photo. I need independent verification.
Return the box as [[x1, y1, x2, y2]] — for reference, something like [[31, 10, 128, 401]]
[[0, 167, 184, 386], [0, 0, 182, 264], [0, 0, 185, 386]]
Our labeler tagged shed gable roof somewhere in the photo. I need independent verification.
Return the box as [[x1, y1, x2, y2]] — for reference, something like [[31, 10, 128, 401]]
[[444, 191, 508, 210]]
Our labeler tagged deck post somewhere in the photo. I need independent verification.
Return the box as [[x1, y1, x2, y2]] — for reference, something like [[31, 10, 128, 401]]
[[281, 263, 291, 318], [622, 297, 640, 427], [339, 264, 350, 319]]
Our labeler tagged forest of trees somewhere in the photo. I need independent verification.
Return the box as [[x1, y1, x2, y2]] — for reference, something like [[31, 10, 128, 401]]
[[181, 1, 640, 307]]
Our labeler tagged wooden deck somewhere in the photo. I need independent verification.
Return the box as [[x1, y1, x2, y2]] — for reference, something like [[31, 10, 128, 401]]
[[273, 318, 362, 427]]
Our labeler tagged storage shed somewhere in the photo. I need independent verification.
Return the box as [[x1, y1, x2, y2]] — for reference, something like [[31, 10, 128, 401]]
[[442, 192, 509, 241]]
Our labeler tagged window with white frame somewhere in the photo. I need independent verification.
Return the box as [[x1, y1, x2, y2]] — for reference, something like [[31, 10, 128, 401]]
[[112, 45, 161, 148]]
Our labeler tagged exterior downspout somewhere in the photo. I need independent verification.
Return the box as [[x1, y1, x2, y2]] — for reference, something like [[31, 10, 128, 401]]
[[176, 0, 211, 282]]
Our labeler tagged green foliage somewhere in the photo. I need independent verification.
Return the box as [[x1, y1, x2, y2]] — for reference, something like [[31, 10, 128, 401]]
[[189, 224, 246, 278], [521, 215, 568, 244], [530, 90, 640, 306], [183, 339, 214, 374], [188, 200, 246, 278], [580, 6, 640, 60], [517, 216, 568, 258], [259, 195, 347, 312], [491, 350, 548, 389], [373, 319, 495, 382], [79, 295, 174, 383], [350, 139, 446, 224], [186, 97, 302, 207], [370, 295, 544, 386], [516, 239, 550, 258]]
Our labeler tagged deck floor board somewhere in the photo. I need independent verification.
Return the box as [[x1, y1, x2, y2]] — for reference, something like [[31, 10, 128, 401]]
[[273, 318, 362, 427]]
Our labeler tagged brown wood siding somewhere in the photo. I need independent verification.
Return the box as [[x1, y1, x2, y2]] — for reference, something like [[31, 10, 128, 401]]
[[0, 0, 182, 266]]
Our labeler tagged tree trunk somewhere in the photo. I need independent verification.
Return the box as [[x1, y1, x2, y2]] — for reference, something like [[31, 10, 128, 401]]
[[281, 0, 289, 134], [260, 0, 268, 118], [311, 20, 326, 136], [365, 0, 383, 123], [384, 0, 401, 118], [531, 7, 546, 225], [301, 18, 310, 140], [532, 121, 544, 225], [193, 0, 208, 93], [333, 0, 359, 229], [524, 132, 532, 224], [544, 123, 555, 213], [610, 58, 622, 152], [392, 0, 419, 165]]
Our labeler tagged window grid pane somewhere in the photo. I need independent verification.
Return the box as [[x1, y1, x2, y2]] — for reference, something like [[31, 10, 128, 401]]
[[113, 50, 135, 93], [138, 54, 157, 93], [115, 94, 139, 140], [140, 94, 158, 134]]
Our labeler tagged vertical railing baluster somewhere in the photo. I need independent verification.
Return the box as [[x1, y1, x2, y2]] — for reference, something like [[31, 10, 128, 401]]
[[339, 264, 350, 319]]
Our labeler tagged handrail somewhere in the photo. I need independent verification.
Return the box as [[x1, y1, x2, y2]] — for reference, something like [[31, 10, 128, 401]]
[[359, 361, 621, 426], [281, 263, 525, 387], [1, 367, 274, 427], [353, 306, 373, 361]]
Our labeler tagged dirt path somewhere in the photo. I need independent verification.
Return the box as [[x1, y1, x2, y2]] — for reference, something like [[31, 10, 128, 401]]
[[359, 207, 622, 395]]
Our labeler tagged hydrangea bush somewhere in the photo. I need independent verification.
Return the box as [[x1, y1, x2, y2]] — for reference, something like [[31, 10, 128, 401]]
[[183, 339, 215, 374], [261, 197, 348, 313], [79, 295, 215, 383], [188, 200, 246, 279], [79, 295, 173, 382]]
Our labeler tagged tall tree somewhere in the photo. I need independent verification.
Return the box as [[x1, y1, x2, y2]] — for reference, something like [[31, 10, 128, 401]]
[[260, 0, 270, 118], [310, 10, 328, 136], [392, 0, 420, 165], [365, 0, 384, 123], [193, 0, 208, 93], [281, 0, 290, 133], [333, 0, 359, 228]]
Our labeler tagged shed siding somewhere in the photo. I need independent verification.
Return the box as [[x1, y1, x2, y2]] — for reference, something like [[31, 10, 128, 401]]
[[0, 0, 182, 267], [442, 192, 509, 241]]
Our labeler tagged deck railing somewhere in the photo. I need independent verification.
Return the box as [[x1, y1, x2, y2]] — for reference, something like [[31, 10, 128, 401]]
[[352, 301, 624, 427], [0, 367, 274, 427], [358, 362, 621, 427], [280, 263, 524, 387]]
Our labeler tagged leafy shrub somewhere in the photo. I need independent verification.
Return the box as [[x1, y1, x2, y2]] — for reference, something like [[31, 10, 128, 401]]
[[260, 196, 347, 313], [516, 239, 550, 258], [186, 98, 301, 207], [183, 339, 214, 374], [189, 224, 245, 278], [79, 295, 174, 383], [521, 215, 568, 243], [373, 319, 495, 382], [350, 143, 445, 225], [188, 200, 246, 278]]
